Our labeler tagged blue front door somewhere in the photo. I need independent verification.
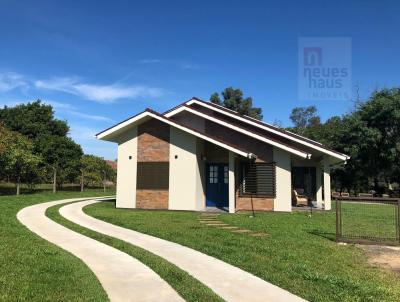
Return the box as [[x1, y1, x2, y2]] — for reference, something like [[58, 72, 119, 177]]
[[206, 163, 229, 207]]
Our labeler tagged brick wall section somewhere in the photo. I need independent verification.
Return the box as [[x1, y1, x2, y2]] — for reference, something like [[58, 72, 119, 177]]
[[137, 119, 170, 162], [136, 190, 169, 209], [136, 119, 170, 209], [235, 193, 274, 211]]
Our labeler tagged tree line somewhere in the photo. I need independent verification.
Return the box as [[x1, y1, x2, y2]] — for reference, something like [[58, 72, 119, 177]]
[[212, 87, 400, 195], [0, 101, 116, 195], [1, 87, 398, 196]]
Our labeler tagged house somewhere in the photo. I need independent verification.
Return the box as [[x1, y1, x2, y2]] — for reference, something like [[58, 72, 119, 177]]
[[96, 97, 349, 213]]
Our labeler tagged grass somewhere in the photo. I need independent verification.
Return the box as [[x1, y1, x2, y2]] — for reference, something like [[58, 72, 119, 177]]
[[340, 201, 398, 240], [84, 201, 400, 302], [46, 202, 223, 302], [0, 189, 112, 302]]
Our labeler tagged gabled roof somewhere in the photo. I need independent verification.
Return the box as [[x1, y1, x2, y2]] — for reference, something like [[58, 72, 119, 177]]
[[95, 109, 254, 159], [166, 104, 311, 159], [96, 97, 349, 162], [165, 97, 349, 161]]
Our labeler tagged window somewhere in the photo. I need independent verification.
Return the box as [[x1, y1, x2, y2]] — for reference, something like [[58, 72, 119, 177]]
[[240, 162, 276, 197], [209, 165, 218, 183], [137, 162, 169, 189]]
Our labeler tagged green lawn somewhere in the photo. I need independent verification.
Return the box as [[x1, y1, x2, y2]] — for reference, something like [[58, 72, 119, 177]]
[[84, 202, 400, 302], [2, 192, 400, 302], [46, 203, 222, 302], [340, 201, 398, 241], [0, 190, 112, 302]]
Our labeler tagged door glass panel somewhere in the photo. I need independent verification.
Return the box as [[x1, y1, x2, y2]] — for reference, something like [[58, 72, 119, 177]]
[[209, 165, 218, 183], [224, 166, 228, 184]]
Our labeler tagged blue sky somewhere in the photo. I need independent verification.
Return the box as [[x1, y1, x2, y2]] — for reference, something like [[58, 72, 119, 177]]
[[0, 0, 399, 159]]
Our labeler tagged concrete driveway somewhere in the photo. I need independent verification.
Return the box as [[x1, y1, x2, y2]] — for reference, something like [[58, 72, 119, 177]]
[[17, 197, 183, 302]]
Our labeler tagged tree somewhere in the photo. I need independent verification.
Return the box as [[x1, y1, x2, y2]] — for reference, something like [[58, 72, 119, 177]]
[[286, 88, 400, 194], [354, 88, 400, 191], [80, 155, 116, 191], [0, 124, 42, 195], [0, 100, 84, 192], [38, 135, 83, 193], [210, 87, 263, 120], [289, 106, 321, 135], [0, 100, 69, 139]]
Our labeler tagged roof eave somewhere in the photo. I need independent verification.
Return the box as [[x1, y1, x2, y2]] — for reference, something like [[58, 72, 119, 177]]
[[96, 109, 252, 158], [167, 98, 349, 161]]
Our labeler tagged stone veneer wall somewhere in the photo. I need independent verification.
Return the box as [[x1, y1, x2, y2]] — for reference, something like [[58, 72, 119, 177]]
[[136, 119, 170, 209]]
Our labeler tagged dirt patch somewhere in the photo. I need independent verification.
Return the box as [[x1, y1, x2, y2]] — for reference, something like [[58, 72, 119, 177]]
[[359, 244, 400, 275]]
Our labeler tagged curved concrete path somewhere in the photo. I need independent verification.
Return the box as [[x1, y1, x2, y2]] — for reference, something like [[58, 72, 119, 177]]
[[17, 198, 183, 302], [60, 199, 307, 302]]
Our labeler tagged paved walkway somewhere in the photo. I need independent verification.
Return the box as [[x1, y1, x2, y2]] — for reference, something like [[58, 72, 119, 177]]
[[60, 199, 307, 302], [17, 198, 183, 302]]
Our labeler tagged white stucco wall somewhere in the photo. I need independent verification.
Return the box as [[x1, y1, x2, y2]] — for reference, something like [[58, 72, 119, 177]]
[[195, 139, 205, 210], [169, 127, 204, 210], [273, 147, 292, 212], [115, 127, 138, 208]]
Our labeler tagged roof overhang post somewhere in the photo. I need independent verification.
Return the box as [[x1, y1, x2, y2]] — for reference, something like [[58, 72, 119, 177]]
[[323, 156, 331, 210], [316, 162, 323, 208], [229, 151, 236, 214]]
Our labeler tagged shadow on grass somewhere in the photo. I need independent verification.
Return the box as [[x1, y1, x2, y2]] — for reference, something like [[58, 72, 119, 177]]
[[0, 187, 48, 196], [0, 185, 115, 196], [308, 229, 336, 242]]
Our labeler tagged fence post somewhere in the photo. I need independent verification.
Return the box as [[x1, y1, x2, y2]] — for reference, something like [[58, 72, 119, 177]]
[[336, 197, 341, 242], [397, 200, 400, 245]]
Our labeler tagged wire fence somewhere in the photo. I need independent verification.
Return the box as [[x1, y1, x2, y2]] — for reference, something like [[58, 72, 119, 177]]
[[335, 197, 400, 246]]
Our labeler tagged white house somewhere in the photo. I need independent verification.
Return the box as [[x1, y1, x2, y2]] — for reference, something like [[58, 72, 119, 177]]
[[96, 97, 349, 213]]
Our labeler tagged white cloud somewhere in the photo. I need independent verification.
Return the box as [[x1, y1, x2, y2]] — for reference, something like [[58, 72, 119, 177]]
[[0, 100, 24, 107], [0, 98, 113, 123], [35, 77, 166, 103], [68, 124, 99, 141], [139, 59, 162, 64], [43, 100, 76, 110], [67, 111, 114, 122], [43, 100, 113, 122], [138, 59, 199, 70], [0, 72, 27, 92]]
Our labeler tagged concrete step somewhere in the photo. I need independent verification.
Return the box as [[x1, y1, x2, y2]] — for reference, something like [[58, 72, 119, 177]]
[[249, 233, 268, 237], [231, 229, 251, 233]]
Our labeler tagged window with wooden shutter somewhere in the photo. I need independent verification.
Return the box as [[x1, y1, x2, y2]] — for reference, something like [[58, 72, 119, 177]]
[[240, 162, 276, 198]]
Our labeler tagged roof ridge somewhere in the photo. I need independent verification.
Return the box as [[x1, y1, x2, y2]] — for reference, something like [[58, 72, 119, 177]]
[[189, 97, 324, 146]]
